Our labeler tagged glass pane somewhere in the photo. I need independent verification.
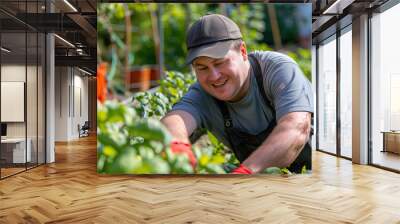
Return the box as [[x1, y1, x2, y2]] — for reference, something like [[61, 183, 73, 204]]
[[1, 8, 27, 177], [0, 0, 46, 178], [318, 36, 337, 154], [340, 29, 352, 158], [26, 0, 40, 169], [371, 3, 400, 171]]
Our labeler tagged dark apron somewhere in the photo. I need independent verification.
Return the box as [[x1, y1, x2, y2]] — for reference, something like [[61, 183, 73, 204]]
[[214, 54, 312, 173]]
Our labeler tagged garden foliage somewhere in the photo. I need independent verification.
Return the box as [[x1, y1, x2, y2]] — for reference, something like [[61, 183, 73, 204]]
[[98, 71, 227, 174]]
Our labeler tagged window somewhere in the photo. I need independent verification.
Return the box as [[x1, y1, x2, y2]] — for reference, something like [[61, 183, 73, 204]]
[[317, 35, 337, 154], [371, 2, 400, 171], [0, 0, 47, 179], [339, 27, 352, 158]]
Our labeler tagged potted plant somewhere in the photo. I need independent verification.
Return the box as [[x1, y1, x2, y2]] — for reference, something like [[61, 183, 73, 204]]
[[127, 66, 151, 91]]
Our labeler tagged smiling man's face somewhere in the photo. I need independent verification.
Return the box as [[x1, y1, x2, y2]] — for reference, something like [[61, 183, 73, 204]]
[[192, 44, 250, 102]]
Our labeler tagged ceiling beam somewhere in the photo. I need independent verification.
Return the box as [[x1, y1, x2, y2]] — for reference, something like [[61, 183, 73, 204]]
[[322, 0, 356, 15], [67, 13, 97, 46], [55, 55, 96, 71]]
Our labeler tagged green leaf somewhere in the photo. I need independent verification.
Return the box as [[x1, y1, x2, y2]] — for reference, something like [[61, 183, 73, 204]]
[[207, 131, 219, 147], [199, 155, 210, 166], [209, 154, 225, 164], [171, 154, 194, 174], [98, 132, 126, 150], [148, 141, 164, 154], [301, 165, 307, 174], [280, 168, 292, 175], [263, 167, 282, 174], [110, 32, 125, 49], [108, 47, 118, 81], [105, 149, 142, 174], [222, 163, 238, 173], [204, 164, 226, 174], [148, 157, 170, 174], [97, 154, 106, 172], [128, 119, 172, 145], [103, 146, 118, 158], [114, 3, 125, 19]]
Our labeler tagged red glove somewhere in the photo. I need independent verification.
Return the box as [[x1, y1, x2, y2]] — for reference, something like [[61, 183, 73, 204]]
[[231, 164, 253, 174], [170, 140, 197, 167]]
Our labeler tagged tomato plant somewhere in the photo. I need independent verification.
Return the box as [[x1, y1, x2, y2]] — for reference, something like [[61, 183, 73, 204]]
[[98, 100, 227, 174], [158, 71, 196, 106], [132, 71, 196, 118]]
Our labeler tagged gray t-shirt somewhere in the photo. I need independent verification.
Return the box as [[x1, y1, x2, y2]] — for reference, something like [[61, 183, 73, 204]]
[[171, 51, 314, 148]]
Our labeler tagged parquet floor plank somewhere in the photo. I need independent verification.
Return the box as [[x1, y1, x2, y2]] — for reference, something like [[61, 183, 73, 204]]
[[0, 135, 400, 223]]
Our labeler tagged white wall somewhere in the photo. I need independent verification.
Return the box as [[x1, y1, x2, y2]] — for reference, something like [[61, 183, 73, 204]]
[[1, 65, 26, 81], [55, 66, 69, 141], [1, 65, 31, 138], [72, 72, 89, 138], [54, 67, 89, 141]]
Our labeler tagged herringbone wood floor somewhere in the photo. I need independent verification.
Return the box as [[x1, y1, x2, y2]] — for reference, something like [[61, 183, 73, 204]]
[[1, 136, 400, 223]]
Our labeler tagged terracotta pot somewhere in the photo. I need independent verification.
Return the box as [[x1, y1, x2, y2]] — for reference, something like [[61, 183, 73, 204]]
[[127, 66, 162, 91], [150, 68, 160, 87], [127, 67, 151, 91]]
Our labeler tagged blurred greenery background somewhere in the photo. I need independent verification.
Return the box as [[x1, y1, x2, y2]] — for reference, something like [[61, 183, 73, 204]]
[[97, 3, 311, 98]]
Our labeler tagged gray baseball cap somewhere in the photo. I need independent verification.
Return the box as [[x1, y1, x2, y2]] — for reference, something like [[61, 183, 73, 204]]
[[186, 14, 242, 64]]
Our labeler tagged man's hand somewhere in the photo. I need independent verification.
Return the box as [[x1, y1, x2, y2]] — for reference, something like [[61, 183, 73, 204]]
[[170, 140, 197, 167], [231, 164, 253, 174]]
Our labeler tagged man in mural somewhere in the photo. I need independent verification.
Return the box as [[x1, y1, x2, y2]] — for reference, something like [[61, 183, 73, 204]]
[[161, 14, 314, 174]]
